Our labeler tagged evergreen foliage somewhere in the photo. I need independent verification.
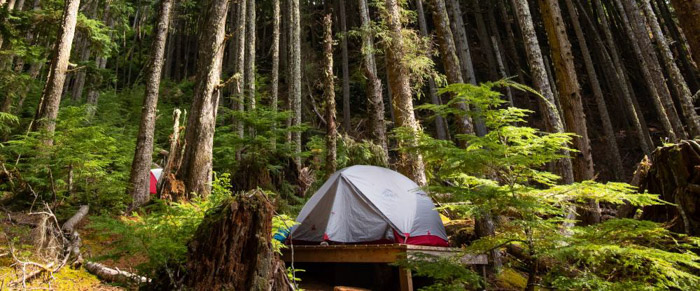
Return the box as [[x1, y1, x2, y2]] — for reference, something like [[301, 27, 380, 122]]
[[395, 81, 700, 289]]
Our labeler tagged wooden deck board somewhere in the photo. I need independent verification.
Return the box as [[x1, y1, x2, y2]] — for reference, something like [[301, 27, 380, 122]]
[[281, 243, 487, 264]]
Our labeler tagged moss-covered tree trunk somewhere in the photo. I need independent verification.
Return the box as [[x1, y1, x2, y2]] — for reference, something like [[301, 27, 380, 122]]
[[323, 14, 337, 177], [415, 0, 449, 140], [384, 0, 427, 186], [359, 0, 389, 155]]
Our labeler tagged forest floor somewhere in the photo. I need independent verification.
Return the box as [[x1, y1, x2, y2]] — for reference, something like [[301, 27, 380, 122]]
[[0, 210, 135, 290], [2, 208, 530, 290]]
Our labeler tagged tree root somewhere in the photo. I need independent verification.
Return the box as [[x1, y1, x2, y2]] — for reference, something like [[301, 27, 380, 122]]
[[8, 204, 89, 287]]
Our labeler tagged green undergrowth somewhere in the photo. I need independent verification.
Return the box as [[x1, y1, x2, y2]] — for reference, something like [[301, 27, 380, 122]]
[[88, 173, 296, 278]]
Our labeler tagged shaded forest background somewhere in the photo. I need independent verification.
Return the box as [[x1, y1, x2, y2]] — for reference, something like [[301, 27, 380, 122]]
[[0, 0, 699, 289]]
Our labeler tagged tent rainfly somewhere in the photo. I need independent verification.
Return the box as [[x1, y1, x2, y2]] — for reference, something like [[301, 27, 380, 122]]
[[150, 168, 163, 194], [291, 165, 449, 246]]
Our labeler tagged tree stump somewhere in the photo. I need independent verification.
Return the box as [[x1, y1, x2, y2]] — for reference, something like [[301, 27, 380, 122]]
[[628, 140, 700, 235], [182, 189, 292, 290]]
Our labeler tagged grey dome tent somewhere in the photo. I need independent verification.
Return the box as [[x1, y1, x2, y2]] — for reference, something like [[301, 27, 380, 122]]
[[290, 165, 448, 246]]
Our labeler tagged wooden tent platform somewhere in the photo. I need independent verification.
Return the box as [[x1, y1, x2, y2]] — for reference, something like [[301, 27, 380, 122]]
[[281, 244, 487, 291]]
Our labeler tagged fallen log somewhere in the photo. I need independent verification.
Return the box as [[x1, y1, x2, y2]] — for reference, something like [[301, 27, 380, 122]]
[[61, 205, 88, 268], [61, 205, 89, 233], [84, 261, 150, 286]]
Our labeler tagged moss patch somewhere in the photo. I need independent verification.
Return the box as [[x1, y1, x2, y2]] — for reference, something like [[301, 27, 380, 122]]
[[495, 268, 528, 290]]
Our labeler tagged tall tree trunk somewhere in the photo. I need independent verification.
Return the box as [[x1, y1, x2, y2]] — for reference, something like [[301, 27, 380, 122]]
[[487, 3, 515, 106], [245, 0, 255, 113], [429, 0, 477, 137], [512, 0, 575, 184], [270, 0, 280, 149], [539, 0, 599, 223], [359, 0, 388, 156], [86, 55, 108, 116], [641, 0, 700, 138], [128, 0, 174, 209], [615, 0, 686, 141], [290, 0, 302, 165], [176, 0, 229, 198], [415, 0, 448, 140], [498, 0, 526, 85], [445, 0, 487, 136], [473, 0, 499, 81], [70, 37, 90, 102], [491, 36, 514, 106], [31, 0, 81, 144], [445, 0, 477, 85], [234, 0, 246, 137], [538, 0, 594, 181], [225, 4, 237, 75], [669, 0, 700, 65], [164, 8, 176, 80], [655, 0, 700, 93], [563, 0, 624, 180], [339, 0, 351, 132], [383, 0, 426, 185], [590, 0, 653, 154], [323, 14, 337, 177]]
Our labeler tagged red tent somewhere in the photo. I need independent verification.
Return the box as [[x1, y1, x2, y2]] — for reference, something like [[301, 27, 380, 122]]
[[150, 168, 163, 194]]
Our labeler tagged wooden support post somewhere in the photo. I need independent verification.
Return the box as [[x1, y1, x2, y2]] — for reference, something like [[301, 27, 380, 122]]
[[398, 267, 413, 291]]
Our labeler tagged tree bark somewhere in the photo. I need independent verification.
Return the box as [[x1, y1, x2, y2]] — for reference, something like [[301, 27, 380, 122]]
[[512, 0, 574, 184], [271, 0, 280, 149], [234, 0, 246, 137], [85, 261, 150, 286], [473, 0, 499, 81], [415, 0, 448, 140], [290, 0, 302, 165], [669, 0, 700, 65], [444, 0, 487, 136], [539, 0, 595, 182], [179, 191, 291, 290], [245, 0, 255, 114], [70, 35, 91, 102], [487, 3, 515, 106], [31, 0, 81, 144], [540, 0, 600, 223], [339, 0, 351, 132], [563, 0, 624, 180], [628, 140, 700, 236], [640, 0, 700, 138], [158, 109, 184, 200], [498, 0, 526, 85], [176, 0, 229, 198], [430, 0, 476, 138], [590, 0, 653, 155], [323, 14, 337, 177], [654, 0, 699, 93], [445, 0, 477, 85], [128, 0, 174, 209], [359, 0, 388, 156], [384, 0, 427, 185], [615, 0, 686, 142]]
